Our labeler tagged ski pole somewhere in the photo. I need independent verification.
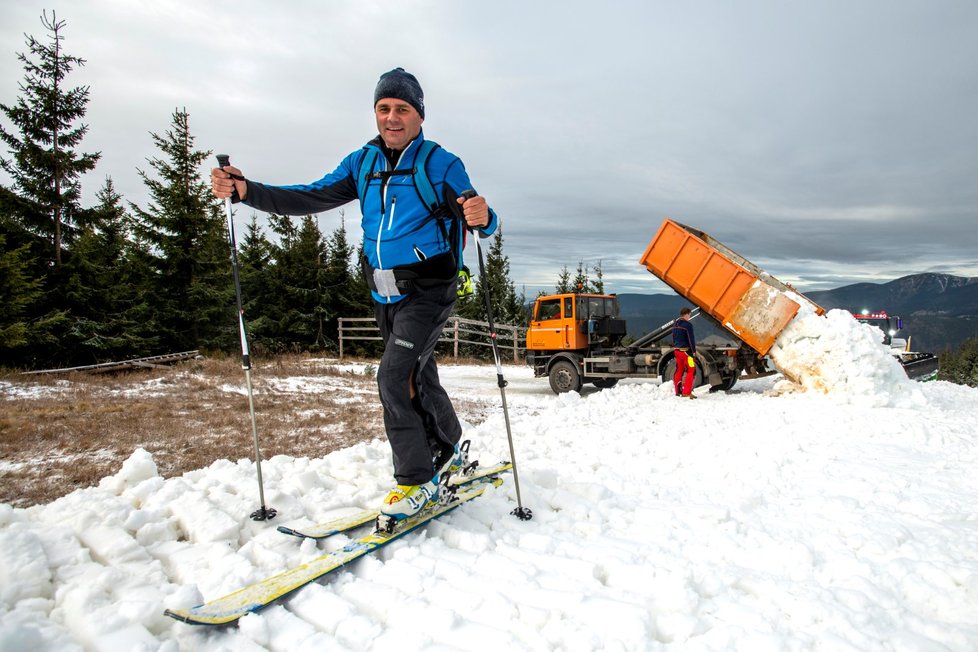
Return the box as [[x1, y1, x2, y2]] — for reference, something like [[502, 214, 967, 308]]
[[461, 189, 532, 521], [216, 154, 276, 522]]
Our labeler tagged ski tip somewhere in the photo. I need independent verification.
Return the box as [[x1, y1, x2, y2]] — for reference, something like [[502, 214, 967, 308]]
[[275, 525, 306, 538], [164, 608, 243, 626], [163, 609, 189, 623]]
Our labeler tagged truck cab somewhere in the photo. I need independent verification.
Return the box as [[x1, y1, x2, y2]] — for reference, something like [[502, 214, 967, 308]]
[[526, 293, 629, 393], [526, 293, 625, 352]]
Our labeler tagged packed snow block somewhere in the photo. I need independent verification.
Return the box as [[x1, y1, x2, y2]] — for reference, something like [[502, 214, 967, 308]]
[[290, 469, 324, 493], [89, 624, 158, 652], [97, 448, 159, 498], [0, 605, 81, 652], [0, 529, 53, 604], [167, 491, 239, 543], [77, 525, 151, 566], [149, 540, 208, 585], [60, 589, 159, 652]]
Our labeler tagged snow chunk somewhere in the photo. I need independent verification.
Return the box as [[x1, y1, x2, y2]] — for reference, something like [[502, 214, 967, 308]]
[[98, 448, 159, 497], [0, 528, 53, 604]]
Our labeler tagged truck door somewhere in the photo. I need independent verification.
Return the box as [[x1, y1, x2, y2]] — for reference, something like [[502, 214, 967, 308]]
[[529, 297, 566, 349]]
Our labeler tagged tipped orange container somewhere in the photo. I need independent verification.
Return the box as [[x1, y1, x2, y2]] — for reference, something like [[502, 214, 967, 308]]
[[639, 219, 824, 355]]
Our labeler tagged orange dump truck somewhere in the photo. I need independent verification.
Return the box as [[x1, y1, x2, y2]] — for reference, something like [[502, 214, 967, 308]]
[[526, 218, 825, 394]]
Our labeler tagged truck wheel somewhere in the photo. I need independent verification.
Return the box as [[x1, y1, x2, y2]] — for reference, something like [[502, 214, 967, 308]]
[[549, 360, 582, 394], [714, 374, 739, 391], [591, 378, 620, 389], [661, 358, 704, 389]]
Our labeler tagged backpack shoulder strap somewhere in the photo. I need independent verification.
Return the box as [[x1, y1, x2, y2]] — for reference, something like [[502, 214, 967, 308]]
[[413, 140, 440, 212], [356, 148, 381, 211]]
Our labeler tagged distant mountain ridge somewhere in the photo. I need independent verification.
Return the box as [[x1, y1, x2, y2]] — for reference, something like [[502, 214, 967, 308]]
[[615, 273, 978, 353], [806, 273, 978, 317]]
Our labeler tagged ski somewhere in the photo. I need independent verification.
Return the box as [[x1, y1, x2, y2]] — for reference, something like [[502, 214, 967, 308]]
[[164, 479, 501, 626], [276, 460, 512, 540]]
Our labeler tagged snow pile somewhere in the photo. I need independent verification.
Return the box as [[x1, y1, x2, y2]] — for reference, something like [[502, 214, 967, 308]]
[[2, 365, 978, 650], [768, 301, 924, 407]]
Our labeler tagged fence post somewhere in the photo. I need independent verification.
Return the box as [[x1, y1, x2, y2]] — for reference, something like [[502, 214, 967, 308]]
[[513, 324, 519, 363], [453, 318, 459, 358], [338, 318, 344, 360]]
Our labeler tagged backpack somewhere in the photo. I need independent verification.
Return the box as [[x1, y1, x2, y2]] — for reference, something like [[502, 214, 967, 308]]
[[355, 140, 470, 286]]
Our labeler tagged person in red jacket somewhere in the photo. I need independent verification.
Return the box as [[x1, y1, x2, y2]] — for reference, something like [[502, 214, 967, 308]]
[[672, 307, 697, 399]]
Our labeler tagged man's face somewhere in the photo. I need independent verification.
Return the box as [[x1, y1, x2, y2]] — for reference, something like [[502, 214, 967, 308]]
[[375, 98, 423, 151]]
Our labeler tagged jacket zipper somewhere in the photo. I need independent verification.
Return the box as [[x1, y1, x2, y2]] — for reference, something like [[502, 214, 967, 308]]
[[373, 141, 415, 301]]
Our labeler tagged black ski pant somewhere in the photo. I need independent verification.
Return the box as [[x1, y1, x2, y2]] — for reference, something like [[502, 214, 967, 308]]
[[374, 281, 462, 485]]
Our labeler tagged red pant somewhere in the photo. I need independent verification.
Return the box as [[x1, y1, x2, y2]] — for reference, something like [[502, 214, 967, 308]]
[[673, 350, 695, 396]]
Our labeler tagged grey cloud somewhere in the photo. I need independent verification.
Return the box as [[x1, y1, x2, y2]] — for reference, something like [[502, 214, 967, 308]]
[[1, 0, 976, 298]]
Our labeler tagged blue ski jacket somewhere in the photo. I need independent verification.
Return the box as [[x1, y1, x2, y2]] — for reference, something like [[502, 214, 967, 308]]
[[239, 131, 498, 303]]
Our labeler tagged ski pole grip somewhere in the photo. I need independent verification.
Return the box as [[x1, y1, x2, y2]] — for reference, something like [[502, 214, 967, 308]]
[[459, 189, 478, 234], [216, 154, 240, 202]]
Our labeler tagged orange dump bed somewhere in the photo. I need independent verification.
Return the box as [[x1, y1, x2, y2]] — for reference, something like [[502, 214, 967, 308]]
[[639, 219, 824, 355]]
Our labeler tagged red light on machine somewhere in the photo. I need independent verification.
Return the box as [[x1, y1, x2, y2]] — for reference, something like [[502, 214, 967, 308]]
[[854, 311, 889, 320]]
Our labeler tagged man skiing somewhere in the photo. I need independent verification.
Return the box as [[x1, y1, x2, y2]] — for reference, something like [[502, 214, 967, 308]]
[[672, 307, 697, 399], [210, 67, 498, 525]]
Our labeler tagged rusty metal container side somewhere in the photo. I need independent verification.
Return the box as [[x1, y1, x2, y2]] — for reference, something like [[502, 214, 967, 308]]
[[684, 221, 825, 318], [639, 219, 822, 355]]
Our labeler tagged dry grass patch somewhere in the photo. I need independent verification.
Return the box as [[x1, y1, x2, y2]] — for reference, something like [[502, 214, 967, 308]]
[[2, 354, 487, 508]]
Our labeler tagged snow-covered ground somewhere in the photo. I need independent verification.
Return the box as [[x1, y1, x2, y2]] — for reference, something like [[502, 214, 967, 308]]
[[2, 310, 978, 651]]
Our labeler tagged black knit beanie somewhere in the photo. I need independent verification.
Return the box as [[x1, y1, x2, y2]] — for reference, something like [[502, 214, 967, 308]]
[[374, 67, 425, 119]]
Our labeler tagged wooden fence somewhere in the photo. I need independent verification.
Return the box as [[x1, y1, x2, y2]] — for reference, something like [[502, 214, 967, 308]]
[[21, 350, 201, 375], [338, 316, 525, 362]]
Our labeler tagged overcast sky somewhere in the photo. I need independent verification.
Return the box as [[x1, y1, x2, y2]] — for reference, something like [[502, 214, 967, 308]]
[[2, 1, 976, 295]]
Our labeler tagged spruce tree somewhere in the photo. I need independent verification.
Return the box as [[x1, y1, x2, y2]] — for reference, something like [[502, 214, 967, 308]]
[[0, 11, 100, 268], [0, 232, 43, 357], [266, 213, 330, 351], [130, 108, 230, 352], [572, 261, 589, 293], [237, 214, 277, 352], [481, 229, 523, 325], [591, 260, 605, 294], [323, 211, 372, 344], [939, 337, 978, 388], [555, 265, 571, 293], [553, 261, 604, 294], [62, 178, 158, 362]]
